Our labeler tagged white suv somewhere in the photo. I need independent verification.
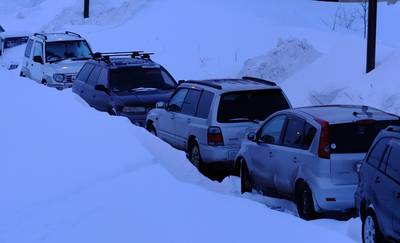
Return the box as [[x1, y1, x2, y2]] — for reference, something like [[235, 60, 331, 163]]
[[146, 77, 291, 176], [20, 31, 93, 90]]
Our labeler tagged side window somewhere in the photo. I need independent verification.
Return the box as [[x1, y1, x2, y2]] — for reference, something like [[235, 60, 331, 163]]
[[87, 65, 102, 86], [259, 115, 287, 145], [181, 89, 201, 116], [97, 68, 109, 86], [196, 91, 214, 119], [168, 88, 189, 112], [303, 123, 317, 150], [283, 118, 306, 149], [32, 41, 43, 59], [386, 142, 400, 183], [76, 64, 94, 83], [366, 138, 390, 168], [24, 39, 34, 58]]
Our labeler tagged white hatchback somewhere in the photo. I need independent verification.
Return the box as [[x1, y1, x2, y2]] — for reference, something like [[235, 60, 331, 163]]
[[20, 31, 93, 90]]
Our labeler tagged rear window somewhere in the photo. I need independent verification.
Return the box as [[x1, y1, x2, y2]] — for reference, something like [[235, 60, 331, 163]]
[[4, 36, 28, 49], [109, 67, 176, 91], [217, 89, 290, 123], [329, 120, 400, 154]]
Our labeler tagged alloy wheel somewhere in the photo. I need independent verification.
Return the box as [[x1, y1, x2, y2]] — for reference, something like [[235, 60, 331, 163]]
[[363, 215, 376, 243]]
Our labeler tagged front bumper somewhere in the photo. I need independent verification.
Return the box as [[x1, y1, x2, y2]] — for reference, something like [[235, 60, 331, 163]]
[[47, 82, 73, 89]]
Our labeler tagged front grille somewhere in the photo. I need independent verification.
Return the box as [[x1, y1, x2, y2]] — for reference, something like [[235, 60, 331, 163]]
[[65, 75, 76, 83]]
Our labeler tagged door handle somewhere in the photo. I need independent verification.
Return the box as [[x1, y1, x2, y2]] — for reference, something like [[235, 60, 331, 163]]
[[375, 177, 381, 184], [293, 157, 298, 163]]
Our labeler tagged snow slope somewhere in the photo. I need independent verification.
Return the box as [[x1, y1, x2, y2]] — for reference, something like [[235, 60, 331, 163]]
[[1, 0, 400, 242]]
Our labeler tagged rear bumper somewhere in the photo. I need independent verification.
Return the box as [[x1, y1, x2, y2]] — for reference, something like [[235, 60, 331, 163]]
[[198, 144, 239, 165], [312, 182, 357, 213]]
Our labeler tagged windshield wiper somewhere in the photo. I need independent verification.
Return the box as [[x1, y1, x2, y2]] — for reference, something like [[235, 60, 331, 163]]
[[72, 57, 92, 61], [49, 57, 69, 64]]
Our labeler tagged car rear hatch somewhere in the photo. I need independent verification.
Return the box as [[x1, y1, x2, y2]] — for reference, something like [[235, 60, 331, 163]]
[[217, 88, 290, 147], [329, 119, 400, 185]]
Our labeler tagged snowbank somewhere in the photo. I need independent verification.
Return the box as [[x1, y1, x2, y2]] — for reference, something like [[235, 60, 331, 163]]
[[239, 38, 321, 83]]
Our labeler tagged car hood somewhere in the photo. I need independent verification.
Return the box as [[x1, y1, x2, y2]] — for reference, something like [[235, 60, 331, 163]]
[[48, 60, 87, 74], [113, 89, 174, 106]]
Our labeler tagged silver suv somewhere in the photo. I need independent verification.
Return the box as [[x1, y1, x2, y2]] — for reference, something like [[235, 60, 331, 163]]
[[237, 105, 400, 220], [146, 77, 291, 175], [20, 31, 93, 90]]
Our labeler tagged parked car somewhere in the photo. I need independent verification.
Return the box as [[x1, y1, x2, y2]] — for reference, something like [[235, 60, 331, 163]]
[[355, 126, 400, 243], [20, 31, 93, 90], [237, 105, 400, 220], [73, 51, 177, 126], [146, 77, 291, 175], [0, 31, 30, 70]]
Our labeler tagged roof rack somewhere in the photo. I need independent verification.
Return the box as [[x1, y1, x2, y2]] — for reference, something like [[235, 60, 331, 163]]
[[242, 76, 277, 86], [184, 80, 223, 90], [93, 51, 154, 63], [65, 31, 81, 38], [33, 33, 47, 40], [387, 126, 400, 133]]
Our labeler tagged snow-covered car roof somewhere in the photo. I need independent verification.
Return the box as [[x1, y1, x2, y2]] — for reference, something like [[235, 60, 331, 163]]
[[0, 31, 31, 38], [32, 32, 86, 42]]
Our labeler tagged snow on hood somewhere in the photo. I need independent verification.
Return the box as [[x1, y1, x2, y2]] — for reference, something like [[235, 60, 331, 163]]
[[48, 59, 87, 74]]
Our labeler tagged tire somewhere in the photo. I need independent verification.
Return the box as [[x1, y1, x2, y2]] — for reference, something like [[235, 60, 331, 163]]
[[362, 211, 383, 243], [42, 80, 47, 86], [240, 161, 252, 194], [56, 87, 63, 91], [296, 183, 317, 220], [107, 107, 117, 116], [189, 142, 203, 170], [147, 124, 157, 136]]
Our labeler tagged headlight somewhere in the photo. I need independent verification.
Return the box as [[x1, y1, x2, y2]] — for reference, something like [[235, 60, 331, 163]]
[[122, 106, 147, 113], [53, 74, 65, 83]]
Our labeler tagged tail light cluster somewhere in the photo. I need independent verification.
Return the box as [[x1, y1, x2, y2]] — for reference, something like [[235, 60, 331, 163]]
[[315, 118, 330, 159], [207, 126, 224, 146]]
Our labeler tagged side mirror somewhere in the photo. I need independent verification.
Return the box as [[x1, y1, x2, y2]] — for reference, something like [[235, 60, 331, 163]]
[[94, 84, 109, 94], [156, 101, 166, 109], [260, 135, 275, 144], [247, 132, 256, 142], [33, 55, 43, 64]]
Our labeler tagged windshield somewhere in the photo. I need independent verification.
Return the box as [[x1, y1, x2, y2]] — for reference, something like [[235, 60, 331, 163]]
[[329, 120, 400, 154], [45, 40, 92, 63], [109, 67, 177, 91], [217, 89, 290, 123], [4, 36, 28, 49]]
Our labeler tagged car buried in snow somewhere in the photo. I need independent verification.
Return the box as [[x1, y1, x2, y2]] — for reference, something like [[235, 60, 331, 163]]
[[0, 31, 30, 70]]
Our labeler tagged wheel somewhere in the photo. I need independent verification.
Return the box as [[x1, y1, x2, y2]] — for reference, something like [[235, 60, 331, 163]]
[[56, 87, 63, 91], [19, 71, 25, 77], [147, 124, 157, 136], [296, 183, 317, 220], [362, 211, 382, 243], [240, 160, 252, 194], [42, 80, 47, 86], [189, 142, 203, 170], [107, 107, 117, 116]]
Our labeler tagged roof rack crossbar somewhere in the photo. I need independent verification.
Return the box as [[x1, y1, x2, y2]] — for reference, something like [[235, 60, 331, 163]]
[[184, 80, 223, 90], [93, 51, 154, 60], [65, 31, 81, 38], [242, 76, 277, 86], [33, 33, 47, 40]]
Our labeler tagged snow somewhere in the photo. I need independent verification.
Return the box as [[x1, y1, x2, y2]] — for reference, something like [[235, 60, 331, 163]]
[[1, 0, 400, 242]]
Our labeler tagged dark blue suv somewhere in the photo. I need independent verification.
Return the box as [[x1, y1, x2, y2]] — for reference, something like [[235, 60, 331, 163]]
[[356, 126, 400, 243], [72, 52, 177, 126]]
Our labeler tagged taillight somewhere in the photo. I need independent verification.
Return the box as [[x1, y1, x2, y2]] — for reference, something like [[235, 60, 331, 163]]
[[207, 126, 224, 146], [315, 118, 330, 159]]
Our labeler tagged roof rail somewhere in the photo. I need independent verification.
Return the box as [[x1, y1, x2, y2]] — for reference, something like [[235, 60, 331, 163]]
[[93, 51, 154, 61], [184, 80, 223, 90], [242, 76, 277, 86], [65, 31, 81, 38], [33, 33, 47, 40], [387, 126, 400, 133]]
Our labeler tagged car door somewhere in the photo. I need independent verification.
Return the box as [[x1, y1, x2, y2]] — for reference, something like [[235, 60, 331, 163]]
[[274, 117, 317, 195], [250, 115, 287, 191], [83, 65, 102, 109], [384, 140, 400, 239], [30, 41, 44, 82], [157, 88, 189, 146], [174, 88, 202, 150], [368, 138, 393, 235], [92, 67, 111, 111]]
